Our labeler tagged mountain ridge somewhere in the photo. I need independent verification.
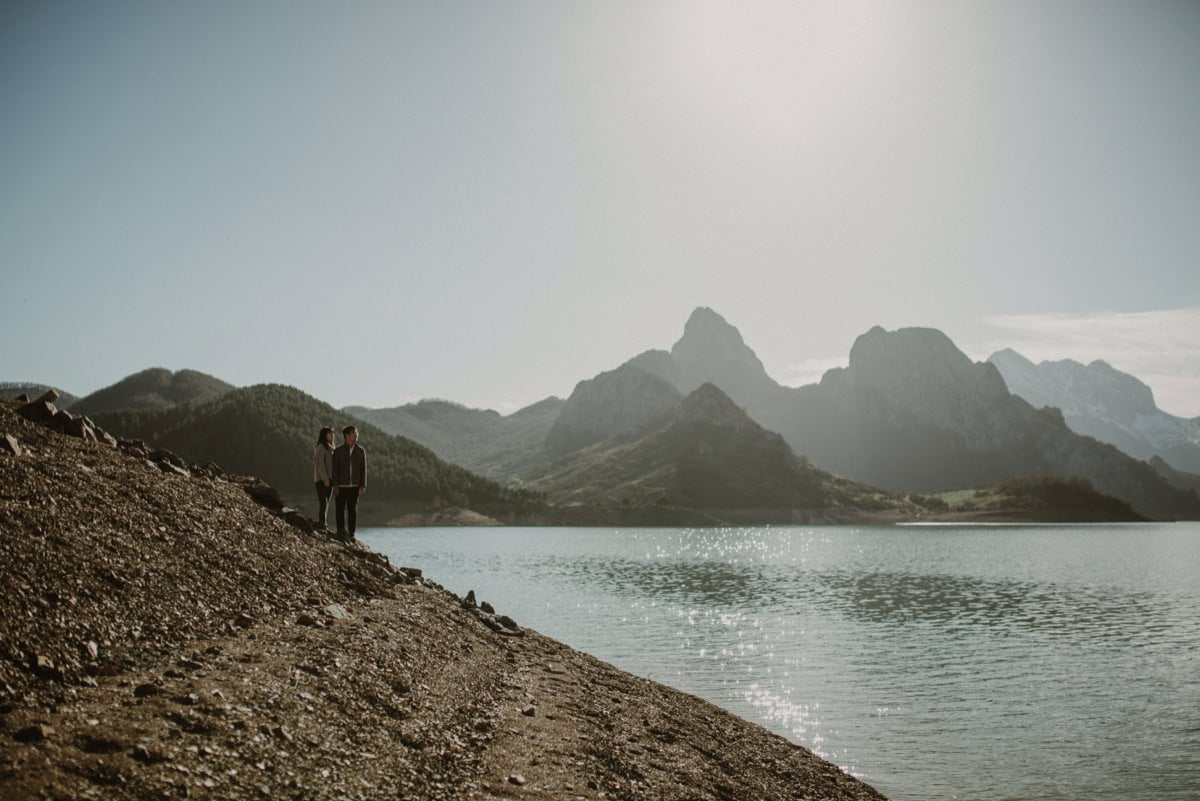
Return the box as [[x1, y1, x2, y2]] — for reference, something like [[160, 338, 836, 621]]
[[990, 348, 1200, 473]]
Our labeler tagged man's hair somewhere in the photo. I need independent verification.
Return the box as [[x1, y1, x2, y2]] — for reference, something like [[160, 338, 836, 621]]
[[342, 425, 357, 437]]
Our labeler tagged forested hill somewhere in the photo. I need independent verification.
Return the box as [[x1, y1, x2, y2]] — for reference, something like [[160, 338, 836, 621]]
[[91, 384, 539, 518], [71, 368, 234, 416]]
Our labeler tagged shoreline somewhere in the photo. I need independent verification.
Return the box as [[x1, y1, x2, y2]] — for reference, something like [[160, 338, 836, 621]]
[[1, 400, 888, 800]]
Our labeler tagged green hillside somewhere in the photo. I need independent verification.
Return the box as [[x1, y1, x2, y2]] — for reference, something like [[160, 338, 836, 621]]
[[914, 476, 1148, 522], [92, 384, 540, 521], [72, 367, 235, 416], [528, 384, 908, 519]]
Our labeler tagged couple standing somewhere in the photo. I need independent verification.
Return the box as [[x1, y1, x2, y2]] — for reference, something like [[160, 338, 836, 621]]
[[313, 425, 366, 540]]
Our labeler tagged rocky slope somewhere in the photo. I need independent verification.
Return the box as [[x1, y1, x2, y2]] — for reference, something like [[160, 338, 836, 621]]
[[0, 384, 77, 410], [989, 348, 1200, 473], [0, 398, 888, 801]]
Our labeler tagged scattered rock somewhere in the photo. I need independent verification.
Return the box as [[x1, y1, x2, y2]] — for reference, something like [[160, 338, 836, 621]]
[[134, 682, 162, 698], [522, 705, 537, 717], [34, 389, 61, 405], [17, 399, 57, 424], [243, 480, 286, 511], [14, 723, 54, 742], [130, 744, 170, 764], [324, 603, 352, 621], [508, 774, 527, 786], [157, 460, 190, 477], [31, 654, 61, 680], [1, 433, 21, 456]]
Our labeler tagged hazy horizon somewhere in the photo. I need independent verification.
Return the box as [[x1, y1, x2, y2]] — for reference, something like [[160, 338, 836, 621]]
[[3, 2, 1199, 416]]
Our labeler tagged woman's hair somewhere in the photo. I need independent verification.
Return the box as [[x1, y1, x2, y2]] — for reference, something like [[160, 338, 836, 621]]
[[316, 426, 334, 446]]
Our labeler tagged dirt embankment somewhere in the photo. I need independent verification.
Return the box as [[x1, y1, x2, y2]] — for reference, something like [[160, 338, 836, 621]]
[[0, 399, 888, 801]]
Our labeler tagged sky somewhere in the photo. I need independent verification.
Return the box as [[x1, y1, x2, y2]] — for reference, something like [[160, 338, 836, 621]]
[[3, 1, 1199, 417]]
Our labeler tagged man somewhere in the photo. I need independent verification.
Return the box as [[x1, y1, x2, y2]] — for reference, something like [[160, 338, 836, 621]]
[[331, 425, 366, 540]]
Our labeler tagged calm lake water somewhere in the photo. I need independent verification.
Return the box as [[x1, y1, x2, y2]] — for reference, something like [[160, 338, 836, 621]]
[[360, 524, 1200, 801]]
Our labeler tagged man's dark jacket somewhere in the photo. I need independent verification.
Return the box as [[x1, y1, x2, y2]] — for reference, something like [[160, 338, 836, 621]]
[[331, 443, 367, 488]]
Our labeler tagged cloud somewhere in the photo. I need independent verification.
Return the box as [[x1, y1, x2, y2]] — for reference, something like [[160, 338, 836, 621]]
[[969, 307, 1200, 418]]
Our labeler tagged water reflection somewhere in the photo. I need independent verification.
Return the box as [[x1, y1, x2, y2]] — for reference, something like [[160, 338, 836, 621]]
[[532, 552, 1195, 651], [363, 525, 1200, 801]]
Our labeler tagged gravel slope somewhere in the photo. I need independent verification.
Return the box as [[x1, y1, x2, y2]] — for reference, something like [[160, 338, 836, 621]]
[[0, 400, 889, 800]]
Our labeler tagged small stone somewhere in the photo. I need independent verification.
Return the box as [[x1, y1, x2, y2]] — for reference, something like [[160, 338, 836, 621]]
[[522, 705, 537, 717], [134, 682, 162, 698], [35, 389, 61, 405], [85, 641, 99, 660], [480, 601, 495, 614], [157, 460, 190, 477], [234, 613, 255, 629], [323, 603, 352, 620], [508, 774, 527, 786], [14, 723, 54, 742], [131, 745, 169, 764], [1, 434, 21, 457]]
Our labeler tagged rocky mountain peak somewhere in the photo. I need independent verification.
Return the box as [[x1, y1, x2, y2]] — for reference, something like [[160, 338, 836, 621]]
[[670, 307, 777, 401], [544, 364, 683, 455], [669, 383, 761, 432], [847, 326, 1005, 398], [841, 326, 1011, 438], [989, 350, 1158, 422]]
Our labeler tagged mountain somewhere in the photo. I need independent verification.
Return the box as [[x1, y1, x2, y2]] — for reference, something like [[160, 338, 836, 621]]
[[1149, 456, 1200, 495], [90, 384, 538, 523], [669, 307, 782, 403], [525, 383, 907, 521], [347, 396, 565, 481], [536, 309, 1199, 521], [71, 367, 235, 416], [1, 382, 78, 408], [989, 348, 1200, 473], [777, 326, 1200, 520], [345, 399, 504, 465], [544, 363, 683, 456]]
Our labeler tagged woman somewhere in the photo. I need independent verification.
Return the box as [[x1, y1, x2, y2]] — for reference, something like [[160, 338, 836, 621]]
[[313, 426, 335, 530]]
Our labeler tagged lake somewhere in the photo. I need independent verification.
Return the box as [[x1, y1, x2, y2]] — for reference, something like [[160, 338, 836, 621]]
[[360, 523, 1200, 801]]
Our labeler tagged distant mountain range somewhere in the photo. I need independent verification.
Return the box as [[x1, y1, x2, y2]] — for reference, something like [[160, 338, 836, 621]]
[[346, 307, 1199, 521], [989, 349, 1200, 474], [8, 308, 1198, 523]]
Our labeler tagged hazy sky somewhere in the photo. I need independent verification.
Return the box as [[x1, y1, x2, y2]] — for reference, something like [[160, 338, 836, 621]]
[[3, 1, 1199, 417]]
